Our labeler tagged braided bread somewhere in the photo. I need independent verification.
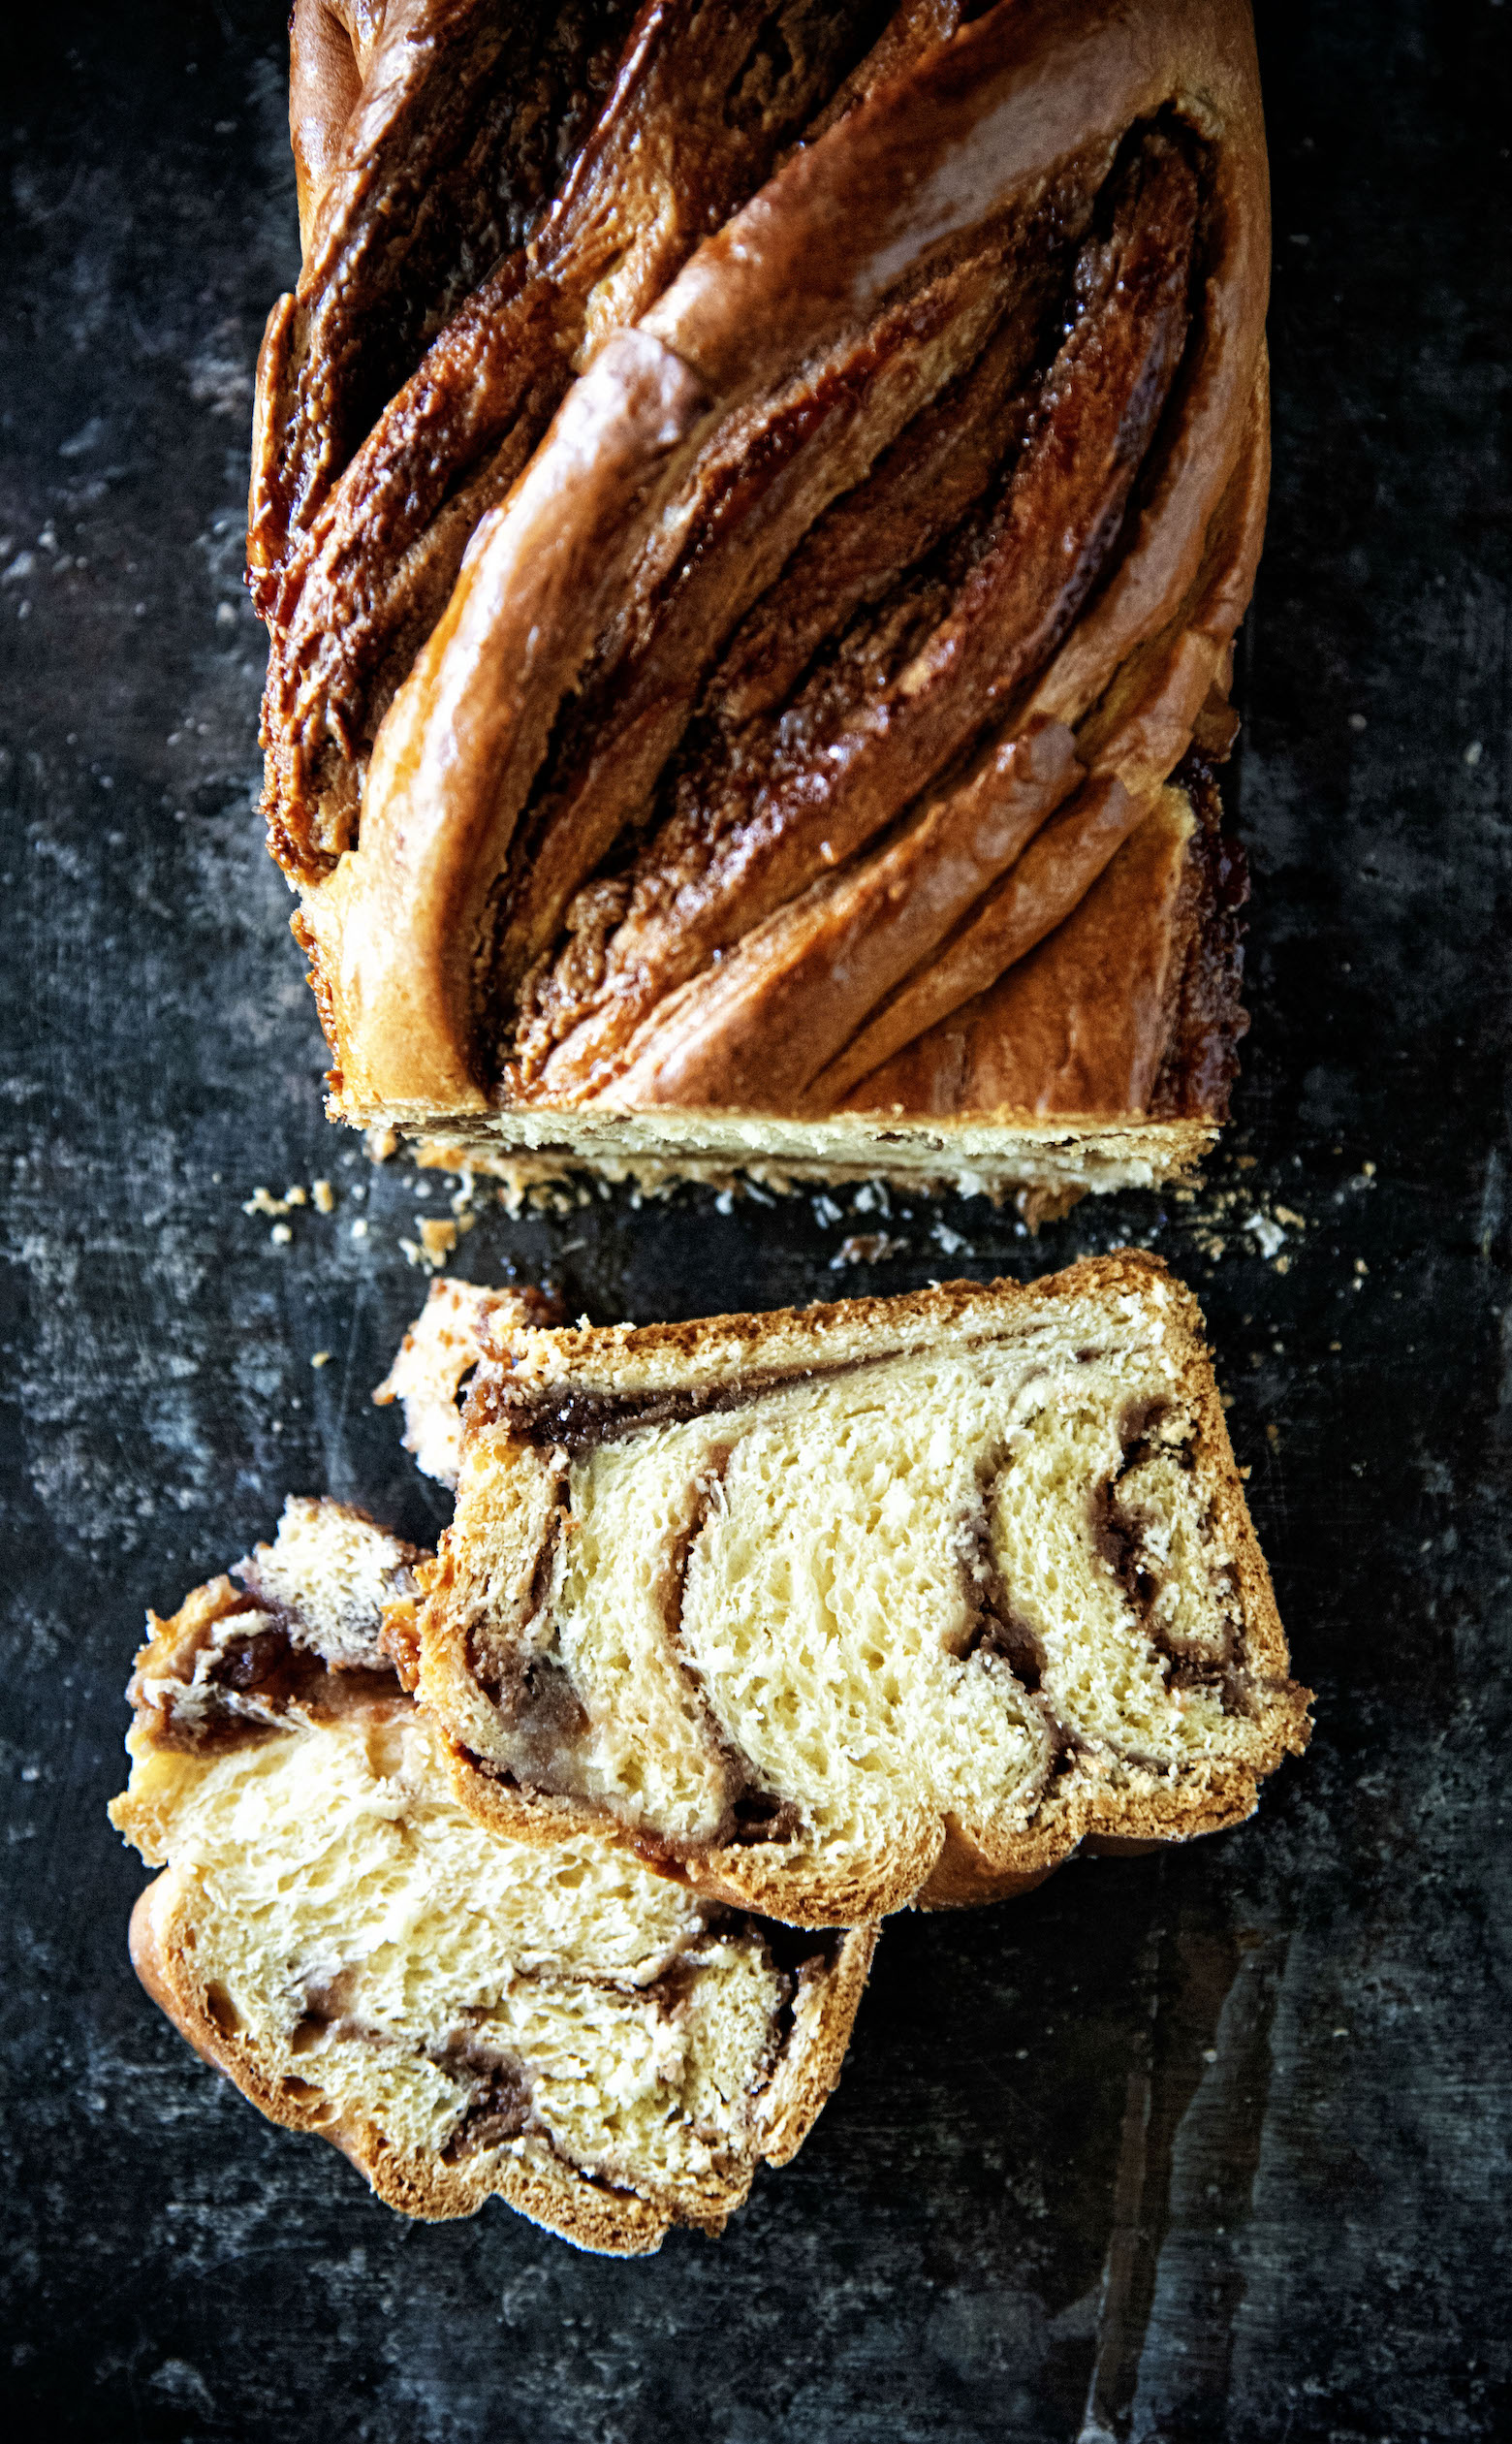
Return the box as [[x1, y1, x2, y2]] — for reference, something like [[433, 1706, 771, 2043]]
[[400, 1254, 1310, 1926], [254, 1, 1269, 1205], [110, 1497, 872, 2249]]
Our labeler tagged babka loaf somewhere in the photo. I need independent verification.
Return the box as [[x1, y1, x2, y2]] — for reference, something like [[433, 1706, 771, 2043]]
[[253, 0, 1269, 1207], [110, 1498, 873, 2250], [404, 1254, 1310, 1924]]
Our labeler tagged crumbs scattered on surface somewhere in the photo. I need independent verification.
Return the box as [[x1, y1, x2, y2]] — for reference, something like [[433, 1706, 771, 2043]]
[[402, 1214, 477, 1273], [243, 1179, 338, 1233], [930, 1221, 974, 1257], [831, 1232, 908, 1269], [311, 1349, 331, 1369]]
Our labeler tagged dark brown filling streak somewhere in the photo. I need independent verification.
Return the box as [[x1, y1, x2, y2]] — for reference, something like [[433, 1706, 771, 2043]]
[[660, 1446, 806, 1853], [140, 1603, 408, 1758], [465, 1336, 970, 1454], [462, 1488, 595, 1797], [491, 115, 1207, 1095], [953, 1445, 1094, 1793], [1087, 1394, 1252, 1714], [459, 1434, 805, 1852], [286, 1932, 837, 2174], [1148, 748, 1251, 1125], [432, 2025, 539, 2162]]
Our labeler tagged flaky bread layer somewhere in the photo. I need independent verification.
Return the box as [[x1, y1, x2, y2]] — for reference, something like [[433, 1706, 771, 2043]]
[[110, 1503, 873, 2250], [417, 1254, 1309, 1926]]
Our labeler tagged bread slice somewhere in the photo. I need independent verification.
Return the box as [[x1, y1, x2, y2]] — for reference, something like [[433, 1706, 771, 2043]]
[[255, 2, 1270, 1209], [411, 1254, 1310, 1925], [110, 1499, 873, 2253]]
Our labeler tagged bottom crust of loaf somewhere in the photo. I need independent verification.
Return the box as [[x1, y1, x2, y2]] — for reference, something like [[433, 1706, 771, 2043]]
[[399, 1111, 1216, 1220]]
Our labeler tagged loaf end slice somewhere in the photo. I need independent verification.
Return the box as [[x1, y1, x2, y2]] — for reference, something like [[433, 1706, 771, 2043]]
[[110, 1499, 872, 2252], [413, 1254, 1310, 1924]]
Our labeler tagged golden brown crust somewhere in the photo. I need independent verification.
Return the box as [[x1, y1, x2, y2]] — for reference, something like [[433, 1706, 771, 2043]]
[[129, 1873, 663, 2245], [419, 1254, 1310, 1924], [253, 1, 1269, 1171], [113, 1503, 877, 2251], [847, 788, 1200, 1118], [129, 1865, 873, 2249], [264, 3, 890, 880]]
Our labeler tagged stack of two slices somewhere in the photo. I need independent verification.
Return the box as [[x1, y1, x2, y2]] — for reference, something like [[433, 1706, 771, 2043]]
[[111, 1254, 1309, 2254]]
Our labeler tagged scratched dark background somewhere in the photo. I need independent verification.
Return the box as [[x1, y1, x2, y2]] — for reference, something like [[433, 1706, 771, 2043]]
[[2, 3, 1508, 2437]]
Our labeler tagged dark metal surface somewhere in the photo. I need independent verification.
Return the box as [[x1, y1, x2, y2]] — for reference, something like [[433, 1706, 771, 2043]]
[[3, 5, 1508, 2436]]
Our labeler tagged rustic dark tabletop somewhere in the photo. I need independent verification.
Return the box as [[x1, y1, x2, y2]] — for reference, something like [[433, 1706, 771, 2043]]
[[3, 4, 1509, 2438]]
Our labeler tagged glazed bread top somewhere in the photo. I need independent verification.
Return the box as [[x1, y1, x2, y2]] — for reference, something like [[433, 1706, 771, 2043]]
[[254, 1, 1269, 1127]]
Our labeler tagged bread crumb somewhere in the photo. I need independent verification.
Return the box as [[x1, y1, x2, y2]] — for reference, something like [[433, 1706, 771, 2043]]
[[269, 1222, 292, 1247], [243, 1186, 286, 1218], [1265, 1423, 1280, 1444], [1361, 1159, 1376, 1177], [312, 1179, 335, 1215], [283, 1185, 307, 1208], [351, 1219, 368, 1241], [311, 1349, 331, 1369], [402, 1217, 460, 1273], [830, 1232, 906, 1268], [931, 1222, 972, 1256], [366, 1124, 400, 1163]]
